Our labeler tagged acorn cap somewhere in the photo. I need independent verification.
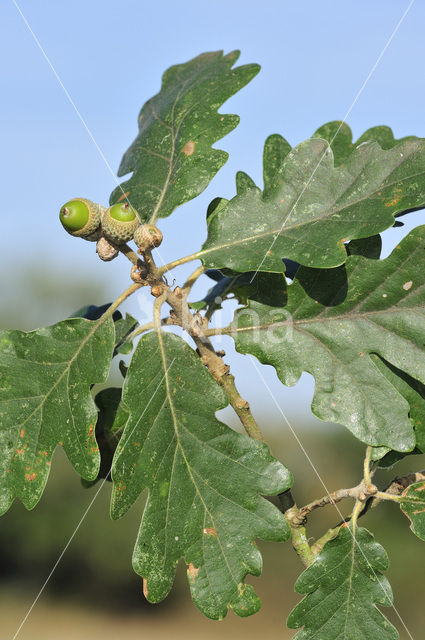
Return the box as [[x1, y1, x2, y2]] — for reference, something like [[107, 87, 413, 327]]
[[134, 224, 163, 253], [59, 198, 102, 237], [102, 203, 140, 244]]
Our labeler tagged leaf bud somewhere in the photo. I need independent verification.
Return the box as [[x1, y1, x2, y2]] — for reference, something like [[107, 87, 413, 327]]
[[151, 284, 163, 297], [134, 224, 163, 253], [96, 236, 119, 262]]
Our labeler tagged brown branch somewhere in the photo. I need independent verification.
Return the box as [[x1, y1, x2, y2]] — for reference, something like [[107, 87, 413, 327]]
[[132, 246, 265, 443], [295, 487, 360, 524], [165, 286, 265, 441], [116, 242, 145, 268], [361, 469, 425, 516], [182, 265, 205, 297]]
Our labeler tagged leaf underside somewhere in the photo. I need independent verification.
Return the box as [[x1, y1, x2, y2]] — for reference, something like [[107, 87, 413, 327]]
[[287, 525, 398, 639], [0, 317, 114, 513], [192, 270, 287, 313], [200, 131, 425, 273], [111, 331, 291, 619], [110, 50, 260, 223], [228, 226, 425, 451]]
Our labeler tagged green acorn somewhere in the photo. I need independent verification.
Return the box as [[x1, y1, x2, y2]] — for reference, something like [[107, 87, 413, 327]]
[[133, 224, 163, 253], [59, 198, 102, 238], [101, 203, 140, 244]]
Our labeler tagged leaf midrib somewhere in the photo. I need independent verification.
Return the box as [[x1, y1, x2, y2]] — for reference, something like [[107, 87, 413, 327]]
[[5, 317, 111, 467], [231, 303, 425, 335], [147, 77, 204, 223], [155, 327, 240, 590], [199, 165, 425, 261]]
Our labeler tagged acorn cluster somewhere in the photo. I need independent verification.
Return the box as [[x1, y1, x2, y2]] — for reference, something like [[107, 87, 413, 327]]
[[59, 198, 163, 259]]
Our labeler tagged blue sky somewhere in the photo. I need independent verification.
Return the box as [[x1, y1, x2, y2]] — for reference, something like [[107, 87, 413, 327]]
[[1, 0, 425, 428]]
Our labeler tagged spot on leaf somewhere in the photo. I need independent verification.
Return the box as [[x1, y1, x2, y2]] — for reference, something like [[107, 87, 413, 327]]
[[187, 562, 200, 583], [182, 141, 195, 156]]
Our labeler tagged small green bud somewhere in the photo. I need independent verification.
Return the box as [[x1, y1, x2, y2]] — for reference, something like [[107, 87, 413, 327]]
[[102, 203, 140, 243], [59, 198, 102, 238], [133, 224, 163, 253]]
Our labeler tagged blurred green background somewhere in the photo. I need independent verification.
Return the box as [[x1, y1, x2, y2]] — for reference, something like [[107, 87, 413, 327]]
[[2, 0, 425, 638]]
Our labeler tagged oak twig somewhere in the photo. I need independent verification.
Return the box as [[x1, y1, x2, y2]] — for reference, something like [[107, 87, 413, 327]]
[[102, 282, 143, 317], [363, 446, 373, 486], [129, 316, 179, 341], [164, 285, 265, 442], [133, 247, 266, 443], [311, 526, 340, 556], [157, 252, 201, 276], [295, 487, 358, 524], [362, 469, 425, 514], [284, 506, 316, 567], [182, 265, 205, 297]]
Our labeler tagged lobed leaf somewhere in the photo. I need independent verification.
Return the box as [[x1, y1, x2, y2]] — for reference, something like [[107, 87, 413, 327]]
[[0, 316, 115, 513], [313, 120, 418, 168], [371, 356, 425, 465], [226, 226, 425, 451], [110, 50, 260, 222], [399, 480, 425, 540], [287, 525, 398, 639], [199, 135, 425, 273], [111, 331, 291, 619], [69, 302, 137, 356]]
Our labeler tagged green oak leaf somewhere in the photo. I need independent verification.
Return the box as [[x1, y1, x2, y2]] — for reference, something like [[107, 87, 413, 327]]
[[111, 331, 291, 619], [262, 133, 292, 198], [287, 525, 398, 639], [110, 50, 260, 222], [313, 120, 418, 167], [226, 225, 425, 451], [0, 316, 115, 513], [69, 302, 137, 356], [235, 170, 258, 195], [199, 136, 425, 272], [371, 356, 425, 466], [399, 480, 425, 540], [233, 133, 292, 199], [192, 217, 380, 315]]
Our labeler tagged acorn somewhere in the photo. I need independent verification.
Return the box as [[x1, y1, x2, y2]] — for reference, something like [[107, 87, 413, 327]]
[[101, 203, 140, 244], [59, 198, 102, 238], [133, 224, 163, 253]]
